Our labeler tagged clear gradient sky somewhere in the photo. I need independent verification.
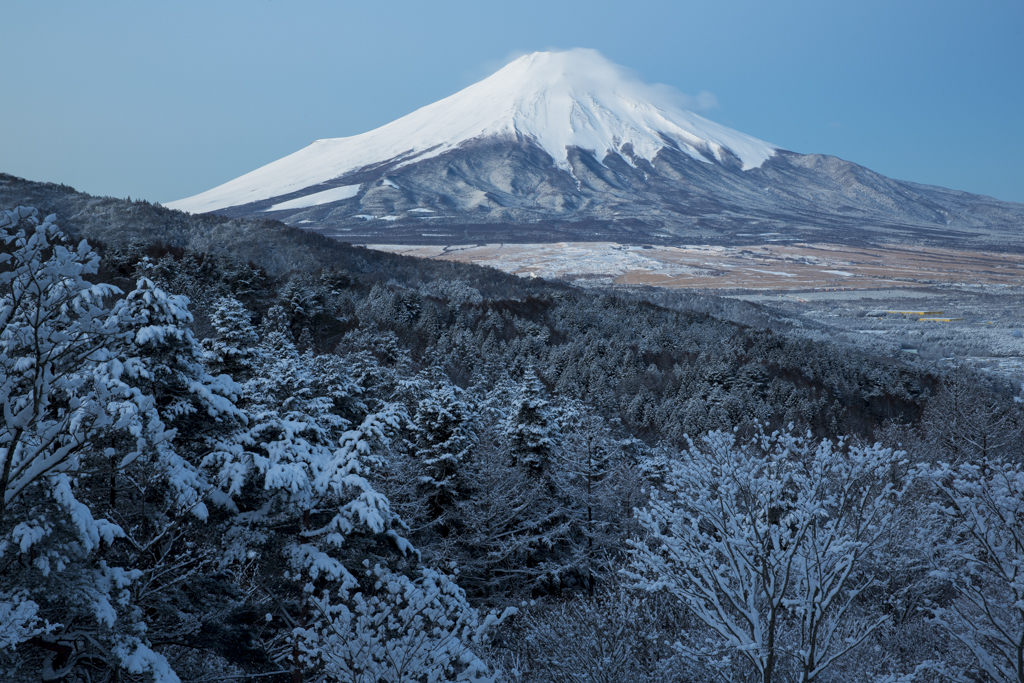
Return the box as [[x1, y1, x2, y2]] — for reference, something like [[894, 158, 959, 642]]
[[3, 0, 1022, 204]]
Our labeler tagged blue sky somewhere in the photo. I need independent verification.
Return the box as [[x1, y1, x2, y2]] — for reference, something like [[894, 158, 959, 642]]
[[3, 0, 1022, 204]]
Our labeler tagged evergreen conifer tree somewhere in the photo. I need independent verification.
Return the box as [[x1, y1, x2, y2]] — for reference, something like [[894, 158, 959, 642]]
[[203, 295, 259, 380], [504, 369, 556, 474], [413, 381, 479, 523], [0, 209, 183, 682]]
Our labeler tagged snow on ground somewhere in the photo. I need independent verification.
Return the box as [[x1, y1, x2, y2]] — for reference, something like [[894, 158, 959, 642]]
[[369, 242, 704, 280], [364, 241, 1024, 292], [264, 185, 360, 211], [165, 49, 775, 214], [748, 269, 795, 277]]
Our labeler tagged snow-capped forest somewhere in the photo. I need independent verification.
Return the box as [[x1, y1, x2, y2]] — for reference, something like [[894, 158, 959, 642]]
[[1, 186, 1023, 683]]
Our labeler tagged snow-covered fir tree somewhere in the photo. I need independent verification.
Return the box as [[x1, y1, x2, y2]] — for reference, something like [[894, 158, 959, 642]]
[[412, 379, 480, 523], [504, 369, 556, 475], [0, 208, 183, 682], [202, 294, 259, 380]]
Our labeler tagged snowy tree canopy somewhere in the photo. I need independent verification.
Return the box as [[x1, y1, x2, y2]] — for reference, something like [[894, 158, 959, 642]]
[[919, 458, 1024, 683], [629, 428, 912, 683]]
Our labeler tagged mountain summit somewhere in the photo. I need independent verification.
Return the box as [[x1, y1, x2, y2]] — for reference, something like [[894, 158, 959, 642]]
[[167, 50, 1024, 248], [168, 50, 774, 214]]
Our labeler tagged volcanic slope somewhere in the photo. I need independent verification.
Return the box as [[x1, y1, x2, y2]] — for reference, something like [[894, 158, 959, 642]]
[[167, 49, 1024, 250]]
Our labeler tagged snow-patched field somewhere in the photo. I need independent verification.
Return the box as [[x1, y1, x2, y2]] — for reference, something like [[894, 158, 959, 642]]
[[366, 241, 1024, 291]]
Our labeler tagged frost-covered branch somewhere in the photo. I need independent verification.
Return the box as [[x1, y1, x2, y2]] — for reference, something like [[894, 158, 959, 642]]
[[629, 427, 909, 683]]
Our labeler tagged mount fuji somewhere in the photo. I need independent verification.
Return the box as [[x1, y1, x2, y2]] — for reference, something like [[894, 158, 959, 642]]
[[167, 49, 1024, 249]]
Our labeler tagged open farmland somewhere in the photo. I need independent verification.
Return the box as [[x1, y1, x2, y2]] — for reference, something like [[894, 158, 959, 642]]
[[366, 241, 1024, 290]]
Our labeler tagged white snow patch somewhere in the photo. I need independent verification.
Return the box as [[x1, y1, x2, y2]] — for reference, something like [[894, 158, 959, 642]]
[[747, 269, 795, 277], [381, 178, 399, 189], [822, 270, 853, 276], [409, 208, 435, 213], [263, 185, 360, 211], [166, 49, 776, 213]]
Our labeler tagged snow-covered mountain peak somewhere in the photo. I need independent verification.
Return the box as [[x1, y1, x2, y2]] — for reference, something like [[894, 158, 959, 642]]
[[167, 49, 776, 214], [442, 49, 776, 170]]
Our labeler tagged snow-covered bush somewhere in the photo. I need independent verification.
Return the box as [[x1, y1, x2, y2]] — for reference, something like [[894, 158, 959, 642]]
[[629, 428, 912, 683], [919, 459, 1024, 683], [300, 563, 514, 683], [500, 585, 693, 683]]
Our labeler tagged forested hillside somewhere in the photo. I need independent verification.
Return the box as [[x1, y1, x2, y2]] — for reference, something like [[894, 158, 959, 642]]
[[1, 183, 1022, 683]]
